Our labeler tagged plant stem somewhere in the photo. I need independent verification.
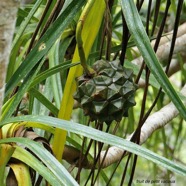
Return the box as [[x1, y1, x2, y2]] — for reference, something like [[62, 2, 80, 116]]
[[76, 0, 96, 76]]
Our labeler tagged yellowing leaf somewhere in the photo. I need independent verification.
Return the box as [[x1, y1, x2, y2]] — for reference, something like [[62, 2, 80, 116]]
[[53, 0, 106, 160]]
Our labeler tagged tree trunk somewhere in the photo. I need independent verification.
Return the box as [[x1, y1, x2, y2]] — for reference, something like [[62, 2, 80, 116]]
[[0, 0, 19, 115]]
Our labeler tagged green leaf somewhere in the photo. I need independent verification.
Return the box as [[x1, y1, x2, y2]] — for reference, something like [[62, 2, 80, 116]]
[[5, 0, 86, 97], [12, 0, 43, 50], [7, 0, 43, 81], [2, 60, 45, 120], [121, 0, 186, 120], [30, 61, 79, 88], [1, 115, 186, 176], [29, 87, 59, 116], [0, 139, 78, 186]]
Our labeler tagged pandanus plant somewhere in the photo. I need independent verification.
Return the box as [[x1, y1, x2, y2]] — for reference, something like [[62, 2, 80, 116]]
[[1, 0, 186, 186]]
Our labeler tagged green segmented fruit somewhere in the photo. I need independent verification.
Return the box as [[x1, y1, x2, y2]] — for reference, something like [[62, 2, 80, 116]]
[[74, 60, 137, 124]]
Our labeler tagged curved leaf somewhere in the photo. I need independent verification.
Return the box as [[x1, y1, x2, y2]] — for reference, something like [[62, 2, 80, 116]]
[[5, 0, 86, 98], [9, 163, 32, 186], [1, 115, 186, 176], [0, 139, 78, 186], [120, 0, 186, 120], [52, 0, 106, 160]]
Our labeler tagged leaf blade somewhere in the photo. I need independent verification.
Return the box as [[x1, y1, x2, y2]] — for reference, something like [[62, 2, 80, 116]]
[[1, 115, 186, 176], [5, 0, 86, 97], [121, 0, 186, 120]]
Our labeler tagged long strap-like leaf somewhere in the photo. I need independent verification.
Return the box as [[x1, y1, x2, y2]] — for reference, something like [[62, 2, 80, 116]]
[[52, 0, 106, 161], [121, 0, 186, 120], [1, 116, 186, 176], [5, 0, 86, 98]]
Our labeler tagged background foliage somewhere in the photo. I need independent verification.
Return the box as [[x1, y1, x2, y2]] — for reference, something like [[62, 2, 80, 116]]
[[1, 0, 186, 185]]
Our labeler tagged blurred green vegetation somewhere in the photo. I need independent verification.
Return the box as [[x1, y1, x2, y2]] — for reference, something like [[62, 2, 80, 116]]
[[0, 0, 186, 185]]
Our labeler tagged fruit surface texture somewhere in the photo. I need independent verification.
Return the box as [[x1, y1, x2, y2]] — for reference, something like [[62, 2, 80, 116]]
[[74, 60, 137, 124]]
